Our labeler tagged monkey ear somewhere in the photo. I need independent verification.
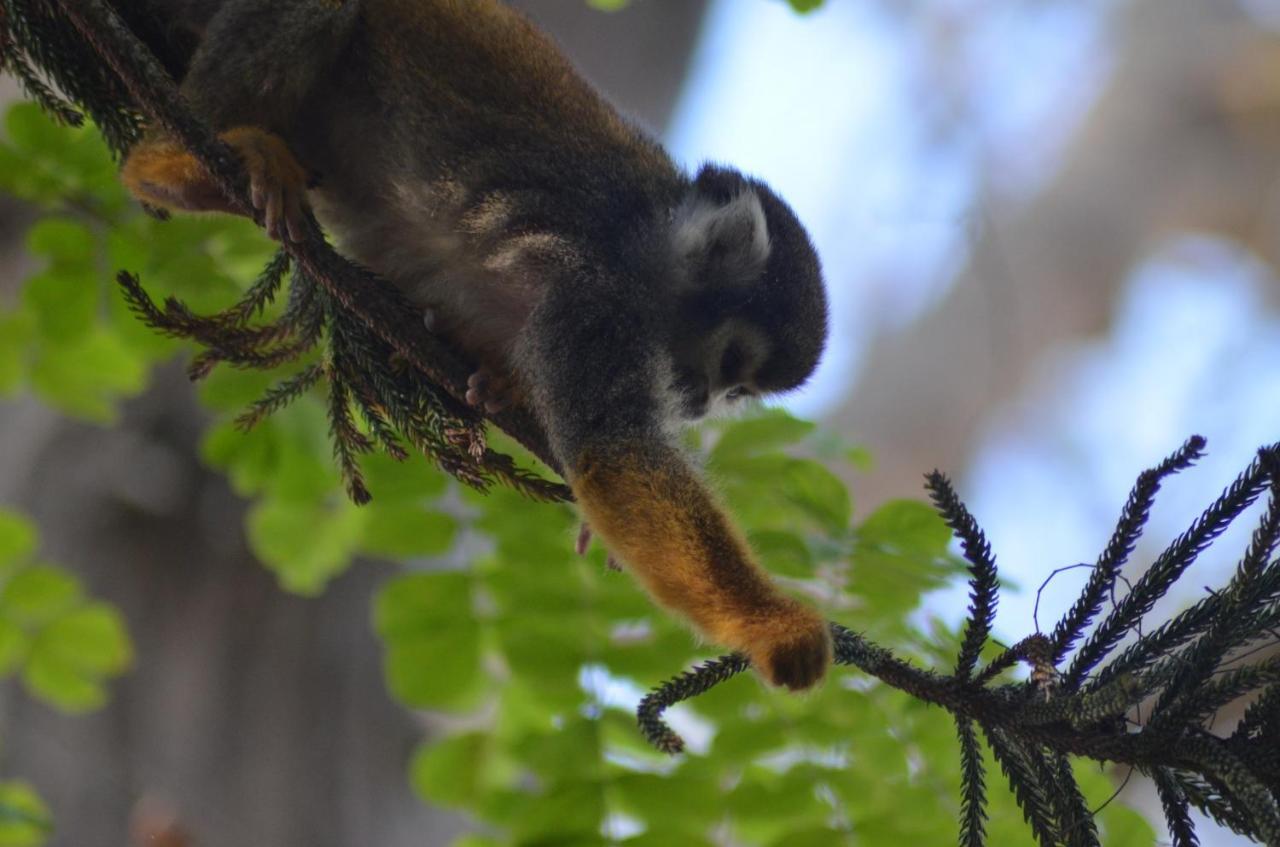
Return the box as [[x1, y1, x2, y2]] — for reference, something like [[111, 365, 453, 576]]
[[671, 183, 771, 286]]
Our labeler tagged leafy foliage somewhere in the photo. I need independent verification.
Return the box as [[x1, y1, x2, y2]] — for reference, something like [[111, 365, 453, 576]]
[[0, 512, 132, 712]]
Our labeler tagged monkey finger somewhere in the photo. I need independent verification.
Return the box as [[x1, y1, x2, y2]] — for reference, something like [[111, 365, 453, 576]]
[[284, 193, 307, 243], [575, 522, 592, 556], [264, 187, 284, 241]]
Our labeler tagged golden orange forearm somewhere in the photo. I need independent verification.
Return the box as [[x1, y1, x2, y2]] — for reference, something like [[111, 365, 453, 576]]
[[571, 444, 831, 691], [574, 446, 770, 637]]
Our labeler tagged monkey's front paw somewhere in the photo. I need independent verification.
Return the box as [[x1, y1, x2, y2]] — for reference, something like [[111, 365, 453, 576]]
[[742, 603, 832, 691], [221, 127, 310, 243], [465, 368, 520, 414]]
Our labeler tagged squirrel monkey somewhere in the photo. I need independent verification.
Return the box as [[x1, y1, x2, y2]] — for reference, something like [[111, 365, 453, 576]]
[[121, 0, 833, 690]]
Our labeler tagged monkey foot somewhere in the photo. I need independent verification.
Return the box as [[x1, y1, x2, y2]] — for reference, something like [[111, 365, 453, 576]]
[[740, 602, 832, 691], [575, 522, 622, 571], [222, 126, 310, 243], [465, 368, 519, 414]]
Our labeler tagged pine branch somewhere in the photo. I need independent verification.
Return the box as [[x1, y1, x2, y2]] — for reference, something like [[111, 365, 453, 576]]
[[983, 727, 1060, 847], [955, 716, 988, 847], [1152, 767, 1201, 847], [1052, 436, 1205, 666], [1180, 733, 1280, 845], [925, 471, 998, 681], [1065, 444, 1275, 689]]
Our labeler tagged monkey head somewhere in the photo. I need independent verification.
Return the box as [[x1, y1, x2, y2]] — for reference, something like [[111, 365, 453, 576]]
[[666, 164, 828, 422]]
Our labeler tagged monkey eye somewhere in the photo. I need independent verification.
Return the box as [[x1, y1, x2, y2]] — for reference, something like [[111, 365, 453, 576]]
[[726, 386, 753, 401]]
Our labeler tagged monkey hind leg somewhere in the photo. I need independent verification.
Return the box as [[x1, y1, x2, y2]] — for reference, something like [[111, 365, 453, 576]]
[[122, 126, 310, 242]]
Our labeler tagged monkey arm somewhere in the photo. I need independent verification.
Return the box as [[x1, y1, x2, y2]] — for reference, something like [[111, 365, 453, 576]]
[[573, 440, 831, 690], [522, 280, 832, 690]]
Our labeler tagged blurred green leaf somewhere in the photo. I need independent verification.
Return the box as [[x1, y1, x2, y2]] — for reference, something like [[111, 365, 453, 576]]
[[0, 781, 51, 847], [749, 530, 814, 578], [411, 732, 490, 808], [23, 603, 131, 713], [0, 309, 36, 395], [247, 496, 366, 595], [0, 514, 36, 570], [0, 566, 80, 626], [27, 329, 147, 422], [361, 506, 457, 559], [858, 499, 952, 556], [710, 411, 815, 464], [0, 621, 27, 677], [375, 573, 484, 710]]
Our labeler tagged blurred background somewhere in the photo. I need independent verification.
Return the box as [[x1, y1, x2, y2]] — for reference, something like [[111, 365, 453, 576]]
[[1, 0, 1279, 844]]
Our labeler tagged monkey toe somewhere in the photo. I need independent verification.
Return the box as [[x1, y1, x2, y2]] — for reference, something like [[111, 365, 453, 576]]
[[466, 369, 517, 413]]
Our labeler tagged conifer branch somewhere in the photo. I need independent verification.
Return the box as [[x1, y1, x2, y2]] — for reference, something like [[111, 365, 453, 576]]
[[639, 439, 1280, 846]]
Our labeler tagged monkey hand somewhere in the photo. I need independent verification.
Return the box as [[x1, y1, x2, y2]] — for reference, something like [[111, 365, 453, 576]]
[[122, 126, 310, 242], [221, 127, 310, 242], [728, 597, 832, 691]]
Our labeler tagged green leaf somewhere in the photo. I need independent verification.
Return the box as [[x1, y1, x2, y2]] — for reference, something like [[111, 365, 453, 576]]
[[410, 733, 490, 808], [375, 573, 483, 710], [749, 529, 813, 577], [784, 0, 825, 12], [778, 458, 851, 535], [613, 771, 719, 827], [0, 780, 51, 846], [246, 496, 366, 595], [765, 827, 844, 847], [709, 411, 815, 464], [0, 566, 81, 626], [23, 603, 132, 713], [28, 329, 147, 422], [623, 833, 715, 847], [858, 499, 952, 557], [450, 837, 502, 847], [511, 779, 607, 844], [0, 620, 27, 677], [38, 604, 133, 675], [0, 309, 36, 395], [360, 451, 448, 501], [25, 264, 100, 345], [0, 514, 36, 570], [360, 506, 457, 559]]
